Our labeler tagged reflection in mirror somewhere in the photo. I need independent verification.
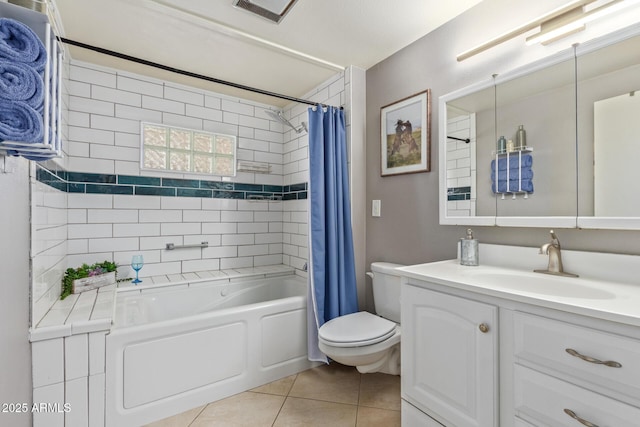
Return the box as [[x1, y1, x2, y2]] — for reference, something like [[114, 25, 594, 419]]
[[445, 85, 496, 220], [577, 32, 640, 218], [446, 105, 475, 216], [594, 91, 640, 216], [494, 57, 577, 218]]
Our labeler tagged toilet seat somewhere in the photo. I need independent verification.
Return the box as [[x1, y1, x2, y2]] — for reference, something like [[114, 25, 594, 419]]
[[318, 312, 397, 348]]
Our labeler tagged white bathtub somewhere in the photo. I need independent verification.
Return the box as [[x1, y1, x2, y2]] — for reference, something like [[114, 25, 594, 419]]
[[105, 274, 315, 427]]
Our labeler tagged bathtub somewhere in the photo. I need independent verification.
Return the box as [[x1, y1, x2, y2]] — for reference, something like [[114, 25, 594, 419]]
[[105, 274, 315, 427]]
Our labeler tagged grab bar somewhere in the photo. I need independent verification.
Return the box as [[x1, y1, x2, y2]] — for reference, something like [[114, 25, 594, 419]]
[[165, 242, 208, 250]]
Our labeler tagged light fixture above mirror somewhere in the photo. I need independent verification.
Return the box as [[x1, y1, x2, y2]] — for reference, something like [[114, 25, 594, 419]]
[[456, 0, 639, 61]]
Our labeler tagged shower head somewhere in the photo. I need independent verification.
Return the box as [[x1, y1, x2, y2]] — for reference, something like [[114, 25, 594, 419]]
[[265, 110, 308, 134]]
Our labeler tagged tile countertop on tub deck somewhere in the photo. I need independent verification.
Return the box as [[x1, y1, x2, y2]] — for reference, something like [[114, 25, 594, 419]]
[[398, 244, 640, 328], [29, 265, 297, 342]]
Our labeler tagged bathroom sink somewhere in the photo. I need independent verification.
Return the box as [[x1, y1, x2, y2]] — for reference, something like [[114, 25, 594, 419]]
[[468, 271, 617, 300]]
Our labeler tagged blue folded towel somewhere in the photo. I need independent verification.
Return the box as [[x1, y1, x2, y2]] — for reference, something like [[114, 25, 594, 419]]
[[0, 101, 43, 143], [7, 149, 54, 161], [492, 167, 533, 181], [492, 179, 534, 193], [0, 60, 43, 110], [491, 154, 533, 171], [0, 18, 47, 72]]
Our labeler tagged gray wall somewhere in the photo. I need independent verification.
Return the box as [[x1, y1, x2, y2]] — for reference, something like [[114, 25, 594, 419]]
[[365, 0, 640, 308], [0, 156, 32, 427]]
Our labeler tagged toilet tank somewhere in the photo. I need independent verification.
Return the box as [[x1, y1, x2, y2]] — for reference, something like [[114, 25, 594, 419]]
[[370, 262, 404, 323]]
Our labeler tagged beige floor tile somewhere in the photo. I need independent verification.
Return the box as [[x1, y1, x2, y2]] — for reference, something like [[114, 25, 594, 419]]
[[274, 397, 357, 427], [251, 374, 297, 396], [143, 405, 205, 427], [288, 363, 361, 405], [190, 392, 285, 427], [144, 364, 401, 427], [358, 373, 401, 411], [356, 406, 401, 427]]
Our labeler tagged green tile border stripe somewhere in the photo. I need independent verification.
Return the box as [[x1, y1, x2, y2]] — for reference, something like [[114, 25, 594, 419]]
[[36, 165, 308, 200], [447, 186, 471, 201]]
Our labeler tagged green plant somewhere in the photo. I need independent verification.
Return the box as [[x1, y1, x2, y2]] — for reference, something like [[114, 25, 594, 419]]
[[60, 260, 121, 300]]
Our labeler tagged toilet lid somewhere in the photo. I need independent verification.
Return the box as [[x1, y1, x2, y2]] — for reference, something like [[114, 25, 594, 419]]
[[318, 312, 397, 347]]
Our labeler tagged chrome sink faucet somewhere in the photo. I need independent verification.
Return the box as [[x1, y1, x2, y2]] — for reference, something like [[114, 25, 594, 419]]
[[534, 230, 578, 277]]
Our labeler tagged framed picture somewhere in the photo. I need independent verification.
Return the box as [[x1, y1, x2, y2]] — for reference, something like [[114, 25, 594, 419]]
[[380, 90, 431, 176]]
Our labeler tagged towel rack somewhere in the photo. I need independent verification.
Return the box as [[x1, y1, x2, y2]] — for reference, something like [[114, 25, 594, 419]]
[[0, 3, 63, 160], [237, 160, 272, 174], [448, 136, 470, 143], [165, 242, 208, 250]]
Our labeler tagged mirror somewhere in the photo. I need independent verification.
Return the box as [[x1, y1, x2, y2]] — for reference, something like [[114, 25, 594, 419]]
[[494, 56, 576, 223], [442, 83, 496, 224], [576, 31, 640, 228], [593, 91, 640, 215], [440, 23, 640, 229]]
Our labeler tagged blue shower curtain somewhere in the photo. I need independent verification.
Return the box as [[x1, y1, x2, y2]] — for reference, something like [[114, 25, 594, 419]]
[[307, 105, 358, 363]]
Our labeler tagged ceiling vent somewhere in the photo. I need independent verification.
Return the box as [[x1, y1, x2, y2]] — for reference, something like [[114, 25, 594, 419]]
[[233, 0, 299, 24]]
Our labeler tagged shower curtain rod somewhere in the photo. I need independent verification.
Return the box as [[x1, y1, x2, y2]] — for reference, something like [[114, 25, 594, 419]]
[[58, 37, 340, 109]]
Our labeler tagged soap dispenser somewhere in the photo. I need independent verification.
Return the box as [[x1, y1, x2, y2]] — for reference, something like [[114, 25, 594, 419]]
[[460, 228, 479, 266]]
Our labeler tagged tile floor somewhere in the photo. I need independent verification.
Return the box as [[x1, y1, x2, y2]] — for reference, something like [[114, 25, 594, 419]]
[[145, 362, 401, 427]]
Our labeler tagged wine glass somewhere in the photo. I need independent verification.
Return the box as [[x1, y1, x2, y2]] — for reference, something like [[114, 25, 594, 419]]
[[131, 255, 144, 284]]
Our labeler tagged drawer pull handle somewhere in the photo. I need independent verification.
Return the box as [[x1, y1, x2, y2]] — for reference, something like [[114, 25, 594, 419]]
[[565, 348, 622, 368], [564, 408, 599, 427], [478, 323, 489, 333]]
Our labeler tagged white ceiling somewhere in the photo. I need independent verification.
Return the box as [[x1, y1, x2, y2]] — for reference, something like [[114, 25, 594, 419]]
[[52, 0, 481, 107]]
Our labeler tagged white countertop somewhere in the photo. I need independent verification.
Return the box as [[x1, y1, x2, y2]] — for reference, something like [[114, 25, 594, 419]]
[[398, 246, 640, 328]]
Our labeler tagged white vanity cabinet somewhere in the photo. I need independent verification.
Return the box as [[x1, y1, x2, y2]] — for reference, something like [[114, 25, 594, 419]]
[[401, 283, 498, 427], [398, 251, 640, 427], [512, 312, 640, 427]]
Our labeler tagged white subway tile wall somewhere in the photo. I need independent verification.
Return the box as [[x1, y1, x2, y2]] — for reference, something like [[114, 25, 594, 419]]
[[446, 113, 476, 217], [32, 177, 68, 328], [32, 59, 348, 327], [281, 71, 348, 277]]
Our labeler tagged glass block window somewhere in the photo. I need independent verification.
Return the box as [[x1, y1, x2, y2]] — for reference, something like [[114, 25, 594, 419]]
[[141, 123, 236, 176]]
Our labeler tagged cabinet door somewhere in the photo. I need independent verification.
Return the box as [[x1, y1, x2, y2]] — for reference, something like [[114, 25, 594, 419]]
[[401, 400, 444, 427], [401, 284, 498, 427]]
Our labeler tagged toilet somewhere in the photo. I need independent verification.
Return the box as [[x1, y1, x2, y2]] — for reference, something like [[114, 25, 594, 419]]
[[318, 262, 404, 375]]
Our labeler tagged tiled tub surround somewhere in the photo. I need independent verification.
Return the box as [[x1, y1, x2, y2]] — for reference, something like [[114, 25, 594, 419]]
[[45, 58, 348, 298], [31, 54, 320, 323], [29, 266, 303, 427], [35, 164, 308, 280]]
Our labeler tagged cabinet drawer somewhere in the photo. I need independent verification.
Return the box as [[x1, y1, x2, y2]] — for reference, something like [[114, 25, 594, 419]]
[[513, 311, 640, 401], [515, 365, 640, 427]]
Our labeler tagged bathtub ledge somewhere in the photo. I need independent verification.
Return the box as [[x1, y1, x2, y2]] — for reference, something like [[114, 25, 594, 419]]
[[30, 284, 117, 342], [117, 265, 297, 295]]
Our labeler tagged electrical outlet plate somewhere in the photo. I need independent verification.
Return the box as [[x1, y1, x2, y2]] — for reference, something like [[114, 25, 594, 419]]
[[372, 200, 381, 217]]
